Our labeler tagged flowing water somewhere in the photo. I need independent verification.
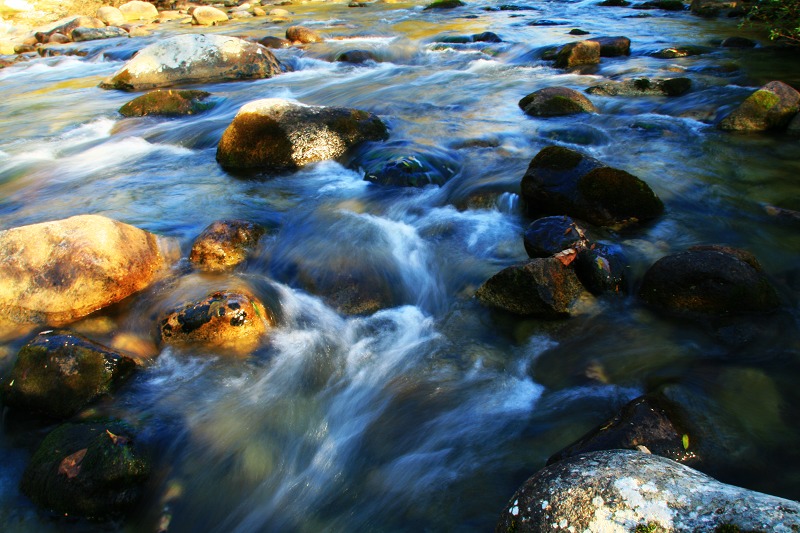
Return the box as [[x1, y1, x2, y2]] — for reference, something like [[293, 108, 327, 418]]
[[1, 1, 800, 531]]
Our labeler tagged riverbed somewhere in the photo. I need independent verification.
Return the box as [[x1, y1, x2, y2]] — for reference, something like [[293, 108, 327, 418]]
[[0, 1, 799, 531]]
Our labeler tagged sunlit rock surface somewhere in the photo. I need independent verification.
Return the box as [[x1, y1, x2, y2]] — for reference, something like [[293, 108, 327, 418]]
[[0, 215, 174, 334], [100, 34, 285, 91], [497, 450, 800, 532], [216, 98, 388, 172]]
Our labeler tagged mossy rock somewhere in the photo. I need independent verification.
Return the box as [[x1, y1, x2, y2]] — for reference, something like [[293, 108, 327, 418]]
[[519, 87, 597, 117], [423, 0, 466, 9], [119, 89, 213, 117], [1, 331, 136, 419], [348, 140, 460, 187], [20, 420, 150, 519], [719, 81, 800, 132]]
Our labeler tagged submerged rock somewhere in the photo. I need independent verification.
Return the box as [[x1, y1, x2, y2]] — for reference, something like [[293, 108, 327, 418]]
[[99, 34, 285, 91], [336, 49, 376, 64], [652, 45, 710, 58], [475, 257, 587, 318], [286, 25, 322, 44], [497, 450, 800, 532], [216, 98, 388, 172], [520, 145, 664, 228], [690, 0, 741, 16], [1, 331, 136, 419], [189, 219, 266, 272], [587, 77, 691, 96], [0, 215, 172, 331], [574, 242, 629, 294], [718, 80, 800, 132], [423, 0, 465, 9], [720, 36, 756, 47], [192, 6, 228, 26], [119, 89, 213, 117], [21, 420, 150, 519], [523, 215, 590, 258], [547, 396, 698, 466], [639, 245, 779, 319], [554, 39, 600, 68], [258, 36, 292, 49], [519, 86, 597, 117], [159, 290, 271, 354], [348, 140, 460, 187]]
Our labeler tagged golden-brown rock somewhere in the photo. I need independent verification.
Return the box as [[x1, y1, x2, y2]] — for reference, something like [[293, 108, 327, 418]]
[[189, 219, 265, 272]]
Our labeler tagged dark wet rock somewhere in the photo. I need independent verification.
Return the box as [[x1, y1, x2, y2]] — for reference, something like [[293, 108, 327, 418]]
[[598, 0, 631, 5], [718, 80, 800, 132], [574, 243, 629, 294], [523, 216, 589, 258], [191, 5, 229, 25], [119, 89, 213, 117], [721, 35, 756, 47], [520, 145, 664, 228], [70, 26, 128, 42], [100, 34, 285, 91], [36, 16, 104, 43], [483, 4, 538, 10], [436, 31, 502, 44], [189, 219, 266, 272], [547, 396, 699, 466], [258, 36, 292, 49], [651, 45, 710, 58], [423, 0, 465, 9], [528, 19, 568, 26], [1, 331, 136, 419], [497, 450, 800, 533], [286, 25, 323, 44], [585, 35, 631, 57], [475, 257, 587, 318], [554, 40, 601, 68], [21, 420, 150, 519], [788, 113, 800, 135], [764, 203, 800, 221], [216, 98, 388, 172], [690, 0, 741, 17], [587, 77, 691, 96], [348, 140, 460, 187], [569, 28, 590, 35], [0, 215, 174, 332], [159, 290, 271, 354], [639, 245, 780, 319], [518, 86, 597, 116], [539, 124, 611, 146], [336, 49, 376, 64], [635, 0, 686, 10]]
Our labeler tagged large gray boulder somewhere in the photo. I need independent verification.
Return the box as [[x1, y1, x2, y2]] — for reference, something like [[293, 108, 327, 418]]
[[718, 80, 800, 132], [216, 98, 388, 172], [497, 450, 800, 532], [0, 215, 174, 333], [520, 145, 664, 228], [99, 34, 285, 91], [587, 77, 692, 97]]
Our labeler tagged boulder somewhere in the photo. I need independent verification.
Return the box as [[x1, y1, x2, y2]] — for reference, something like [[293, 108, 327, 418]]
[[230, 10, 253, 19], [636, 0, 686, 10], [547, 396, 698, 466], [574, 243, 629, 294], [189, 219, 266, 272], [119, 89, 213, 117], [586, 35, 630, 57], [1, 331, 136, 419], [192, 6, 228, 25], [96, 6, 125, 26], [336, 49, 377, 64], [286, 25, 322, 44], [520, 145, 664, 228], [475, 257, 587, 318], [258, 36, 292, 49], [0, 215, 172, 331], [554, 40, 600, 68], [99, 34, 285, 91], [690, 0, 741, 16], [652, 45, 709, 58], [638, 245, 779, 319], [523, 215, 590, 258], [718, 80, 800, 132], [71, 26, 128, 42], [423, 0, 465, 8], [21, 420, 150, 519], [159, 290, 271, 354], [436, 31, 503, 44], [518, 86, 597, 117], [118, 0, 158, 22], [587, 77, 692, 96], [216, 98, 388, 172], [348, 140, 460, 187], [35, 16, 104, 43], [497, 450, 800, 533]]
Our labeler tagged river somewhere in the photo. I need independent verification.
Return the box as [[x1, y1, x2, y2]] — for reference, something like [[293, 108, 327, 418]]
[[0, 1, 799, 531]]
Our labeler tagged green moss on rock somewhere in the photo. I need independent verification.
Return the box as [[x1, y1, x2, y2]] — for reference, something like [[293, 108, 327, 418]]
[[119, 89, 213, 117]]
